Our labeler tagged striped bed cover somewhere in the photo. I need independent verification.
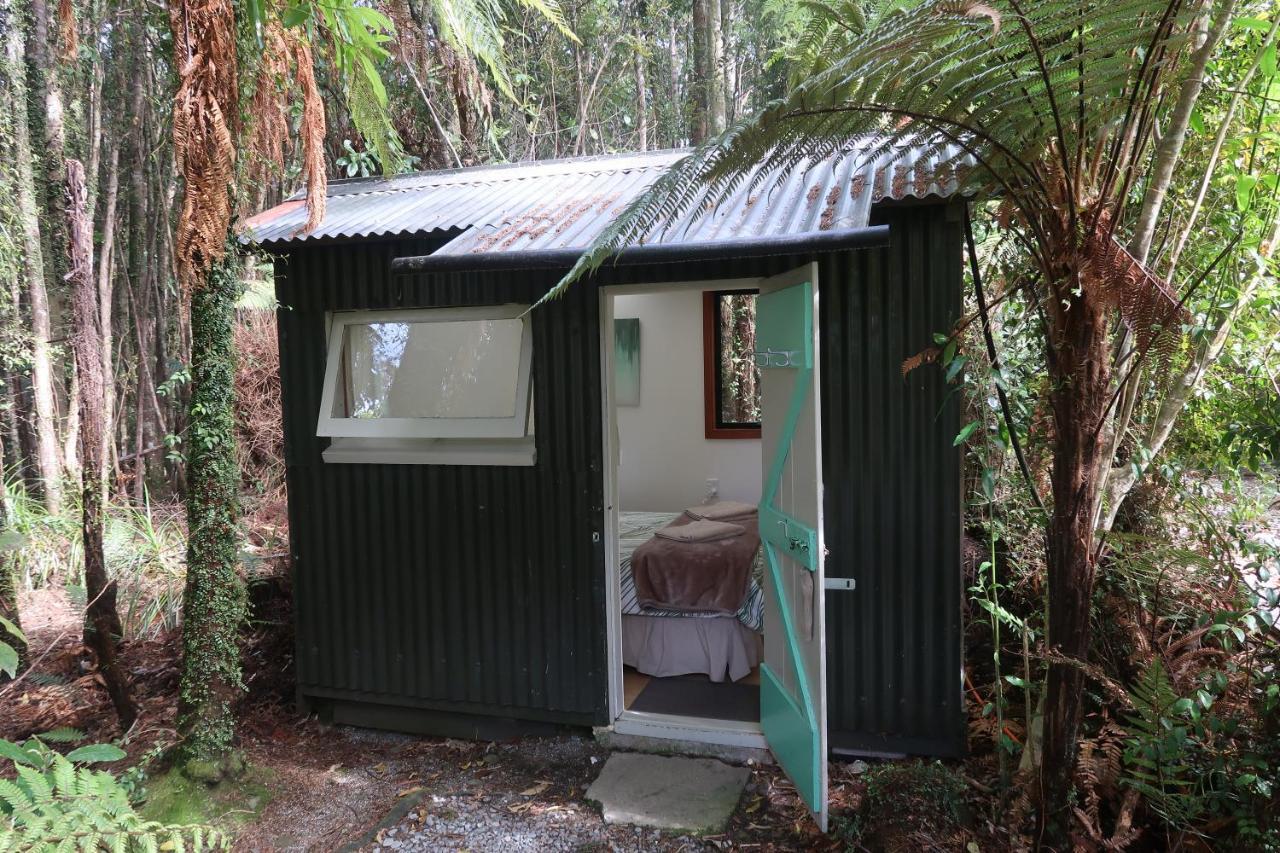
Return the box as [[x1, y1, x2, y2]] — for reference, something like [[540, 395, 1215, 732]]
[[619, 511, 765, 634]]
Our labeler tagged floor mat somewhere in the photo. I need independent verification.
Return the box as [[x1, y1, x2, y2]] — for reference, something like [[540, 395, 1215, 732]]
[[628, 674, 760, 723]]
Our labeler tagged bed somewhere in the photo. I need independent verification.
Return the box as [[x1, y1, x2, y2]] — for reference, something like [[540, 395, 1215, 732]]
[[619, 511, 763, 683]]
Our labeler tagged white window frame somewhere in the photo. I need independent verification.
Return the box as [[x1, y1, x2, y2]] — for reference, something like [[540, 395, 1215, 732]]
[[316, 305, 535, 441]]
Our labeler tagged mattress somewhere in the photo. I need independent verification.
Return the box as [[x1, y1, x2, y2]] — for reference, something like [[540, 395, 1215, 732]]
[[619, 511, 764, 633]]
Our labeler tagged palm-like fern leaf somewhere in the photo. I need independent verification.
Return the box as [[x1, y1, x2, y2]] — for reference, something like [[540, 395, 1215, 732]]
[[550, 0, 1197, 323]]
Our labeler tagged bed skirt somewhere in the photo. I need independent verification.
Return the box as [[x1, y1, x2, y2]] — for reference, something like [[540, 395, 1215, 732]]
[[622, 614, 762, 683]]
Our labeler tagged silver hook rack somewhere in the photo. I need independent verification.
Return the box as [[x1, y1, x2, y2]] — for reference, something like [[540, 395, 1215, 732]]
[[752, 348, 801, 368]]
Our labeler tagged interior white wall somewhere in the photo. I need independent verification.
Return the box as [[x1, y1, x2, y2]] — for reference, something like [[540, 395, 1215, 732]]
[[614, 290, 762, 511]]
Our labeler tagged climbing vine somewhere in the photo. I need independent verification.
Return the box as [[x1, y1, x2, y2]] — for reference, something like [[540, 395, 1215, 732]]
[[177, 246, 246, 770]]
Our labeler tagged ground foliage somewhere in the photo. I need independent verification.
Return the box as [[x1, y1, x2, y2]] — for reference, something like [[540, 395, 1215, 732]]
[[0, 731, 228, 851]]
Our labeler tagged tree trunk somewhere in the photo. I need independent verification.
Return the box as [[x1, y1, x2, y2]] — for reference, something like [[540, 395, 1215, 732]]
[[97, 144, 120, 481], [29, 0, 69, 299], [691, 0, 709, 143], [1038, 283, 1112, 844], [720, 0, 735, 123], [5, 0, 64, 513], [1129, 0, 1235, 264], [706, 0, 724, 135], [634, 37, 648, 152], [177, 248, 245, 772], [0, 438, 25, 679], [667, 18, 681, 146], [67, 158, 137, 730]]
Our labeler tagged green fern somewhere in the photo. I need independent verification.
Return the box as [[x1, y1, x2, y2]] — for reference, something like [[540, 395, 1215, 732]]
[[550, 0, 1197, 304], [1122, 657, 1206, 829], [0, 736, 228, 851]]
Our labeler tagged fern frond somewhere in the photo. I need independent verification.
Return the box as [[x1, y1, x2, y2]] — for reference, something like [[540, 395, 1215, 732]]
[[549, 0, 1196, 311], [38, 728, 86, 744]]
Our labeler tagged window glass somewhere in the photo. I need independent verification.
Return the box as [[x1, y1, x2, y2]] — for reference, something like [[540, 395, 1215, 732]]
[[339, 318, 524, 420], [714, 292, 761, 428]]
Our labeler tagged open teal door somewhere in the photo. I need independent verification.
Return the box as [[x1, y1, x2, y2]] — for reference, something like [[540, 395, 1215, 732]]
[[756, 263, 828, 831]]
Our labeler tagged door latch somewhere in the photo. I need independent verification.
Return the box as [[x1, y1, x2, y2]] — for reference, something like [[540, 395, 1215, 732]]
[[824, 577, 856, 591]]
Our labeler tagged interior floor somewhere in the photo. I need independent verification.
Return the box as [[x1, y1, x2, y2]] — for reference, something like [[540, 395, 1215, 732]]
[[623, 665, 761, 723]]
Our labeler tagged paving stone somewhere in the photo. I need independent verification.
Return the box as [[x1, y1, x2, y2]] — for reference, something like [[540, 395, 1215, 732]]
[[584, 753, 749, 834]]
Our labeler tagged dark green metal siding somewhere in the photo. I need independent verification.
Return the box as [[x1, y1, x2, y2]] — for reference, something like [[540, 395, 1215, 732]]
[[818, 205, 965, 757], [275, 201, 964, 753], [277, 238, 608, 725]]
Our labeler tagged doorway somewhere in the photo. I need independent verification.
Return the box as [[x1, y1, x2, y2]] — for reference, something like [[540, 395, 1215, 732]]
[[599, 266, 829, 828], [600, 280, 771, 748]]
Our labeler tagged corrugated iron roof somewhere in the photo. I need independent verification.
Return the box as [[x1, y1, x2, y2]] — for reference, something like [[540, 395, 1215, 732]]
[[243, 145, 971, 250]]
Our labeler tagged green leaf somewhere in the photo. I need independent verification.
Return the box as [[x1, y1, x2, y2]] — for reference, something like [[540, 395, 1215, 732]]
[[66, 744, 127, 764], [981, 467, 996, 502], [0, 532, 27, 554], [281, 2, 309, 28], [0, 614, 25, 642], [1235, 16, 1273, 31], [0, 641, 16, 678], [0, 739, 39, 767], [1236, 175, 1257, 211], [953, 420, 980, 446]]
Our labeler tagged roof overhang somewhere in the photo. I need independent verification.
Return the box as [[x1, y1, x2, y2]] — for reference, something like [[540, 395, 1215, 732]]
[[389, 224, 892, 274]]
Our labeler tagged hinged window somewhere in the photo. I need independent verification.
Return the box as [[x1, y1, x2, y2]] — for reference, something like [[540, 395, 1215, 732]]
[[317, 306, 535, 464]]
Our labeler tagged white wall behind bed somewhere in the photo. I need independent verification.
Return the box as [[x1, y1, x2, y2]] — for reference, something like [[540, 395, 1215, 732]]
[[614, 290, 762, 511]]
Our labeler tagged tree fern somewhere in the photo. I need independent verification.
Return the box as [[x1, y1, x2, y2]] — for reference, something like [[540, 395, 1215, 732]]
[[546, 0, 1222, 836], [550, 0, 1197, 311]]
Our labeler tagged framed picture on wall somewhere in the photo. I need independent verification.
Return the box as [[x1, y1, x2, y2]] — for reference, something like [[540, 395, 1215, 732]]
[[614, 318, 641, 406]]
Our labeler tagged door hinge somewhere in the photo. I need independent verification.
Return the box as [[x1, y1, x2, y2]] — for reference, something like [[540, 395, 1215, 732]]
[[824, 577, 856, 591]]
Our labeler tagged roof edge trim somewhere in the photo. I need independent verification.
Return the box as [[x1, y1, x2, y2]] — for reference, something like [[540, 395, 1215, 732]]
[[390, 225, 892, 274]]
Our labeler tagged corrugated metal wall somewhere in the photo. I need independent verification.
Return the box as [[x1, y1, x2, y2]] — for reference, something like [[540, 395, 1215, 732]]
[[277, 238, 608, 725], [818, 205, 965, 757], [276, 201, 963, 752]]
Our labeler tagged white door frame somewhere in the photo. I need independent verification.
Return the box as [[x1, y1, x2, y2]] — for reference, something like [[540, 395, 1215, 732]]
[[599, 278, 771, 749]]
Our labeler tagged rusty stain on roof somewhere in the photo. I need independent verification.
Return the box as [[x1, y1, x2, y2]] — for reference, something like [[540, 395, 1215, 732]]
[[820, 187, 843, 231]]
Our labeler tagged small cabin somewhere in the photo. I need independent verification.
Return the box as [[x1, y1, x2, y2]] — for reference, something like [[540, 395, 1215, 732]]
[[248, 147, 968, 826]]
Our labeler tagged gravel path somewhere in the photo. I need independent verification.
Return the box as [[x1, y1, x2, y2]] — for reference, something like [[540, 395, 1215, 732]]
[[358, 735, 796, 852]]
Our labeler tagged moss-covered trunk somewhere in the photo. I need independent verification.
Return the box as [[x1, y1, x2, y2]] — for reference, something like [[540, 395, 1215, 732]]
[[177, 250, 245, 772]]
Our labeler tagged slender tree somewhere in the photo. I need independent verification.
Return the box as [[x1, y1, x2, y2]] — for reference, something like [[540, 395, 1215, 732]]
[[5, 0, 64, 512], [67, 157, 137, 728]]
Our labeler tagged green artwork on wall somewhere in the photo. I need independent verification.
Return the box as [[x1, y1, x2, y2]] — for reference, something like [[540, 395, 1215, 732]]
[[615, 318, 641, 406]]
